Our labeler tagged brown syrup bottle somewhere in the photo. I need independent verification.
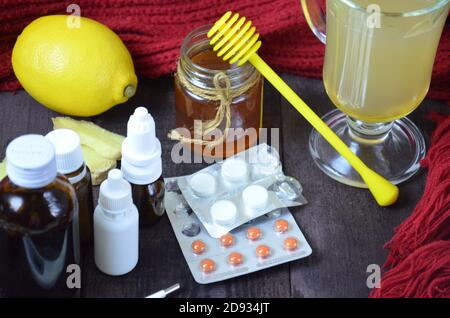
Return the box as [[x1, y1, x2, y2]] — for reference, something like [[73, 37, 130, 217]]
[[63, 164, 94, 248], [46, 129, 94, 250], [0, 135, 79, 297]]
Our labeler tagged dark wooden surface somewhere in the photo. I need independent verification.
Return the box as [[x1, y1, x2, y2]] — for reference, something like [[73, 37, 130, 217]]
[[0, 75, 447, 298]]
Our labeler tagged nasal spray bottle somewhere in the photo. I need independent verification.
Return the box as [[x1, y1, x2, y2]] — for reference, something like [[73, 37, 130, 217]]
[[94, 169, 139, 276], [121, 107, 165, 227]]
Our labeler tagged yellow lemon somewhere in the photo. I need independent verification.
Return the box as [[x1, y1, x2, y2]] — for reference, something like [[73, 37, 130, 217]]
[[12, 15, 137, 116]]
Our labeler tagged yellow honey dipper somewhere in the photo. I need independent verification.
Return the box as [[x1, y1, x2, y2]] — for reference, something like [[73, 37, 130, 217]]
[[207, 11, 399, 207]]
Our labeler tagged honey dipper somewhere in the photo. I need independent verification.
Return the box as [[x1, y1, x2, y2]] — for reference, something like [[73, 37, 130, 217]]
[[207, 11, 399, 206]]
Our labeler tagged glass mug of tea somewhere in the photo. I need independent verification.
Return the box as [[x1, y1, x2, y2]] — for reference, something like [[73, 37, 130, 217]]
[[301, 0, 449, 187]]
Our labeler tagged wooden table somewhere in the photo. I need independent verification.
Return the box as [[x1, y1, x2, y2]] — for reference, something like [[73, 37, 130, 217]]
[[0, 75, 447, 298]]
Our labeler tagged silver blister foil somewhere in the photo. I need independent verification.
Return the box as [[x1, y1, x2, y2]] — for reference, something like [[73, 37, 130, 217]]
[[177, 144, 307, 238]]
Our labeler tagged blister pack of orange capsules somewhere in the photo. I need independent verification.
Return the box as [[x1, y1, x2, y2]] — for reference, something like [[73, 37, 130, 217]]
[[164, 180, 312, 284]]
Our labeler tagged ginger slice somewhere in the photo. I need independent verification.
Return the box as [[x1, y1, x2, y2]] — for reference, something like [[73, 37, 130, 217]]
[[0, 160, 5, 180], [52, 117, 124, 160], [81, 145, 117, 185]]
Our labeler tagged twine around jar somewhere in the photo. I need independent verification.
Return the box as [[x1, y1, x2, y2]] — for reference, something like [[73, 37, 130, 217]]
[[168, 61, 259, 148]]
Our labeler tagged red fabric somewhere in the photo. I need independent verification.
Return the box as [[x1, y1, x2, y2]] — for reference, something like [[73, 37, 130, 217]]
[[370, 241, 450, 298], [0, 0, 449, 104], [371, 115, 450, 298]]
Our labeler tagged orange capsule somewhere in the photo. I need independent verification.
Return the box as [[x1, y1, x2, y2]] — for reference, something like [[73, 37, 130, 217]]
[[246, 227, 261, 241], [228, 252, 243, 266], [200, 258, 215, 273], [284, 237, 298, 251], [274, 219, 289, 233], [256, 244, 271, 258], [191, 240, 206, 254], [219, 233, 234, 247]]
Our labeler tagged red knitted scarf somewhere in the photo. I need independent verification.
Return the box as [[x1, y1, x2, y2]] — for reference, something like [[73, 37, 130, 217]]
[[370, 114, 450, 298], [0, 0, 449, 298], [0, 0, 449, 104]]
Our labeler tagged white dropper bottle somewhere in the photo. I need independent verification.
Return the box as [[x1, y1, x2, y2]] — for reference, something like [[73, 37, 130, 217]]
[[122, 106, 162, 185], [121, 107, 165, 227], [94, 169, 139, 276]]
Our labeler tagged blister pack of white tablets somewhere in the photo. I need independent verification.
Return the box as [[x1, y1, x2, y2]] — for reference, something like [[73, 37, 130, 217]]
[[177, 144, 307, 238], [164, 180, 312, 284]]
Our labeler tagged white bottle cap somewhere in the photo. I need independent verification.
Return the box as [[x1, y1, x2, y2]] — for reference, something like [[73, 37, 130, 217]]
[[99, 169, 133, 215], [6, 134, 57, 188], [189, 172, 216, 197], [121, 107, 162, 185], [210, 200, 237, 226], [221, 158, 248, 183], [45, 129, 84, 174], [242, 185, 269, 210]]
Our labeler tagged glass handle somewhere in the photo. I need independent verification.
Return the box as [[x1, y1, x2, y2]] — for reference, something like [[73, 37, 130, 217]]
[[301, 0, 327, 44]]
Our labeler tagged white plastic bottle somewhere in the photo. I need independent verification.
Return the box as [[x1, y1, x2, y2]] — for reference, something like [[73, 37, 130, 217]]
[[94, 169, 139, 276]]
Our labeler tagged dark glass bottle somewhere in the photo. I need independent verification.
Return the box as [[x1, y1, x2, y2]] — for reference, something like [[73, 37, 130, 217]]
[[66, 164, 94, 247], [131, 176, 165, 227], [46, 129, 94, 250], [0, 134, 79, 297]]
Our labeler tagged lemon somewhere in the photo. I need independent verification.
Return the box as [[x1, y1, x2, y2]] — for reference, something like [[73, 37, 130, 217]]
[[12, 15, 137, 116]]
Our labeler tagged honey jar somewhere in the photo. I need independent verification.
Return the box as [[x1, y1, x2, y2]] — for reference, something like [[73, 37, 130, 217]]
[[172, 25, 263, 159]]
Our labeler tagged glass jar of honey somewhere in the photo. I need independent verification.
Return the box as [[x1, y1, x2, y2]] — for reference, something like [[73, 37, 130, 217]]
[[173, 25, 263, 159]]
